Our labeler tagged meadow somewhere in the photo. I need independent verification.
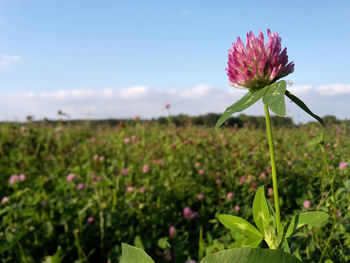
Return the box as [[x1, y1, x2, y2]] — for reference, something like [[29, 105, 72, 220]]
[[0, 118, 349, 262]]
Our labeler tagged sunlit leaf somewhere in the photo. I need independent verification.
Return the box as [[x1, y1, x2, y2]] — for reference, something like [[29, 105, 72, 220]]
[[263, 80, 287, 116], [120, 243, 154, 263], [215, 86, 268, 128], [200, 248, 300, 263]]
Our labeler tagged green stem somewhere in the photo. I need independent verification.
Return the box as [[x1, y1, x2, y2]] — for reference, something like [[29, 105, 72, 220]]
[[264, 104, 282, 233]]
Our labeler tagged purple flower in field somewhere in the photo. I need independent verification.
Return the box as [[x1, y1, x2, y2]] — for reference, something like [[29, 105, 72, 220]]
[[303, 200, 311, 209], [234, 205, 240, 212], [226, 29, 294, 91], [339, 162, 348, 170], [259, 172, 266, 180], [142, 165, 149, 173], [183, 206, 193, 219], [76, 183, 86, 191], [239, 176, 245, 184], [226, 192, 233, 199], [66, 173, 76, 181], [87, 217, 94, 223], [198, 169, 204, 175], [122, 168, 130, 175], [19, 174, 26, 181], [126, 186, 134, 193], [267, 187, 274, 196], [9, 174, 20, 185], [1, 196, 8, 205], [215, 178, 221, 184], [169, 226, 176, 238], [197, 193, 205, 200]]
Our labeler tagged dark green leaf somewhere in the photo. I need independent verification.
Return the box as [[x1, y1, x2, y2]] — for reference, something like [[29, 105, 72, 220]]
[[215, 87, 268, 128], [200, 248, 300, 263], [285, 90, 325, 127], [263, 81, 287, 116], [120, 243, 155, 263]]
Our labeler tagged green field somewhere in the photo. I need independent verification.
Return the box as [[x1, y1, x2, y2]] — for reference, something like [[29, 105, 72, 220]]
[[0, 119, 349, 262]]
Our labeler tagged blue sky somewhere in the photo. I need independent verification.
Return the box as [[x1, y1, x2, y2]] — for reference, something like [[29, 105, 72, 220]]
[[0, 0, 349, 121]]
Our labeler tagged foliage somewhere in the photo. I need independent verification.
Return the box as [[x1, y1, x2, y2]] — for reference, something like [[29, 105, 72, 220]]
[[0, 120, 349, 262]]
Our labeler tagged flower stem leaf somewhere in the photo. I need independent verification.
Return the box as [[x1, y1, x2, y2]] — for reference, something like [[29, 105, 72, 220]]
[[262, 80, 287, 117], [285, 211, 329, 238], [218, 214, 262, 239], [252, 186, 272, 239], [215, 87, 268, 128], [200, 247, 300, 263], [120, 243, 155, 263], [285, 90, 325, 127]]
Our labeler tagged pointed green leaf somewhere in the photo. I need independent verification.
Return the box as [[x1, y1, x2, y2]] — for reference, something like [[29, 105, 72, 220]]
[[253, 186, 272, 238], [263, 80, 287, 116], [231, 235, 263, 248], [120, 243, 155, 263], [285, 90, 325, 127], [215, 87, 268, 128], [286, 211, 329, 238], [218, 214, 262, 239], [200, 248, 300, 263]]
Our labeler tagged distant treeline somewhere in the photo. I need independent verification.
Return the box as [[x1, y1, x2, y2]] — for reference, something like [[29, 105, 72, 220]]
[[5, 114, 347, 129]]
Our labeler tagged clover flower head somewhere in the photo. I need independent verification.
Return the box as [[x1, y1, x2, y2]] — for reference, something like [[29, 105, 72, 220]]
[[226, 29, 294, 91]]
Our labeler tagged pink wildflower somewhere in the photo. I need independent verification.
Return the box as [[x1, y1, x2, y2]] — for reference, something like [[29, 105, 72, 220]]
[[1, 196, 8, 205], [142, 165, 149, 173], [197, 193, 205, 200], [226, 29, 294, 91], [66, 173, 76, 181], [139, 186, 146, 193], [165, 103, 170, 109], [259, 172, 266, 179], [247, 174, 253, 181], [76, 183, 86, 191], [9, 174, 20, 185], [169, 226, 177, 238], [234, 205, 240, 212], [122, 168, 130, 175], [126, 186, 134, 193], [339, 162, 348, 170], [198, 169, 204, 175], [123, 137, 130, 143], [133, 115, 140, 120], [87, 217, 94, 223], [215, 179, 221, 184], [99, 156, 105, 162], [226, 192, 233, 199], [183, 207, 193, 219], [267, 187, 274, 196], [303, 200, 311, 209], [239, 176, 245, 184], [194, 162, 200, 168], [19, 174, 26, 181]]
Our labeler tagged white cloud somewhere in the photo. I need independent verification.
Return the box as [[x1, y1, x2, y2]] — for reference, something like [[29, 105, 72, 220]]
[[289, 85, 312, 95], [0, 55, 20, 67], [0, 83, 349, 122], [118, 85, 148, 99], [180, 84, 212, 98], [316, 84, 350, 96]]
